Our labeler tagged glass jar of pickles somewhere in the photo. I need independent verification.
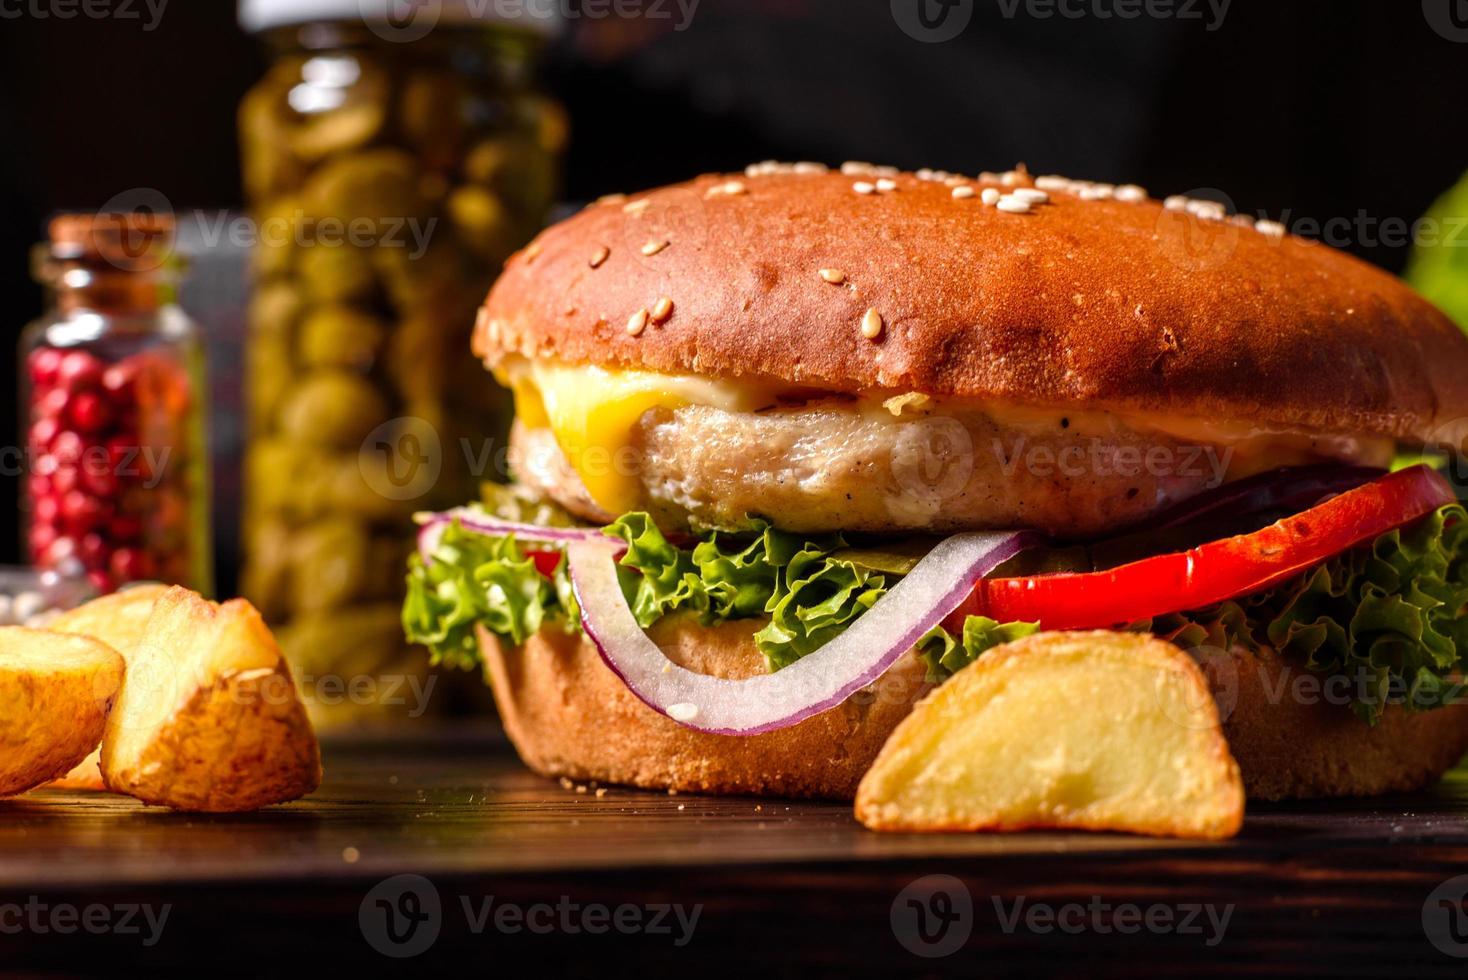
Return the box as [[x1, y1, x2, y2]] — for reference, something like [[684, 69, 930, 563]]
[[236, 2, 564, 723], [19, 213, 212, 596]]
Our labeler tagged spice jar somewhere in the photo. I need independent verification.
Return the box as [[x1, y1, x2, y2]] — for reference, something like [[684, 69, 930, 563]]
[[18, 213, 212, 595], [236, 1, 564, 723]]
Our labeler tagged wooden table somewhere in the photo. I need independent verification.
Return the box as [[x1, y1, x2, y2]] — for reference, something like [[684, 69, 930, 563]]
[[3, 724, 1467, 975]]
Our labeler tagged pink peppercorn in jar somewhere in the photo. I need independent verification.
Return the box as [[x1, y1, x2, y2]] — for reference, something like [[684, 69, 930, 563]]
[[18, 213, 212, 595]]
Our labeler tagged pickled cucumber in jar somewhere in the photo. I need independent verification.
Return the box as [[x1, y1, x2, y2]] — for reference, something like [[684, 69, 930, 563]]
[[238, 10, 562, 726]]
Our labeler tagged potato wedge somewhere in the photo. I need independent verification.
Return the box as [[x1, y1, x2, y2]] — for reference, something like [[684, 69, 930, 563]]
[[46, 585, 170, 791], [0, 627, 124, 796], [101, 587, 322, 812], [856, 630, 1244, 839]]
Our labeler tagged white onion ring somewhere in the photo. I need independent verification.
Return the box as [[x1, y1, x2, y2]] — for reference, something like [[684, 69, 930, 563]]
[[568, 531, 1035, 735], [416, 509, 611, 563]]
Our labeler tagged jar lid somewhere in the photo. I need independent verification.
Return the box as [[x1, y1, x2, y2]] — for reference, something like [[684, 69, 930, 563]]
[[48, 212, 176, 269], [239, 0, 562, 37]]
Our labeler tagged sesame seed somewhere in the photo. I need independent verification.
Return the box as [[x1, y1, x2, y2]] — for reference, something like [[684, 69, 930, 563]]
[[861, 308, 884, 340], [1034, 175, 1071, 191], [981, 187, 1001, 206], [1255, 219, 1287, 238], [853, 181, 876, 195], [1185, 199, 1226, 220], [626, 309, 649, 336], [706, 179, 748, 198], [873, 165, 899, 177], [952, 185, 976, 200], [595, 787, 607, 798], [841, 161, 874, 175], [916, 168, 936, 181], [668, 702, 699, 722], [996, 195, 1032, 214], [978, 171, 999, 182], [944, 176, 968, 187], [641, 239, 669, 256], [523, 242, 542, 263], [876, 178, 898, 193], [589, 246, 609, 268], [623, 198, 651, 214], [819, 267, 846, 284], [596, 193, 627, 206], [1114, 184, 1147, 202], [1000, 170, 1022, 187], [651, 296, 674, 322], [1163, 195, 1189, 211], [745, 160, 786, 178], [794, 161, 828, 174], [1011, 188, 1049, 204]]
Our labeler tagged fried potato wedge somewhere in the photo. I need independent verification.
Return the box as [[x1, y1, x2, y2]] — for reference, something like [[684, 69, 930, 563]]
[[101, 587, 322, 812], [46, 585, 170, 790], [856, 631, 1244, 840], [0, 627, 124, 797]]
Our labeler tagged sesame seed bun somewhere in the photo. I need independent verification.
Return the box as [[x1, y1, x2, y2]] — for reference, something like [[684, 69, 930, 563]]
[[482, 620, 1468, 802], [474, 166, 1468, 445]]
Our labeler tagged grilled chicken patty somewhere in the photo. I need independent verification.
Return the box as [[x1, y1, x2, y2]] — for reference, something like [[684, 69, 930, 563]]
[[509, 399, 1390, 537]]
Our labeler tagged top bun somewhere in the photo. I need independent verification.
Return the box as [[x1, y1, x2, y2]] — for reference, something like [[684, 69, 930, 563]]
[[474, 163, 1468, 444]]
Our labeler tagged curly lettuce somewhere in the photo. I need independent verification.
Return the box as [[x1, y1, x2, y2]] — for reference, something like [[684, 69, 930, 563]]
[[402, 523, 576, 671]]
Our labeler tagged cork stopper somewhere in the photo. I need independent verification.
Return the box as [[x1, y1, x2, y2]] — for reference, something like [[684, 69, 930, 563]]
[[48, 212, 175, 269]]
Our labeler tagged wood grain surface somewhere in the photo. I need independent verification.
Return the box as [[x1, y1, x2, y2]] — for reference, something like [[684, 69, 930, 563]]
[[2, 724, 1467, 975]]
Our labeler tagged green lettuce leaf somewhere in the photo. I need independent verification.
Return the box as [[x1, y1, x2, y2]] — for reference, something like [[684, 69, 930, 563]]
[[402, 519, 574, 670], [916, 617, 1041, 678]]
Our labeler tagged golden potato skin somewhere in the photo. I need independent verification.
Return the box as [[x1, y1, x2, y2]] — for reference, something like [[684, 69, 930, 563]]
[[854, 631, 1244, 840], [100, 587, 321, 813], [0, 627, 125, 797], [104, 661, 322, 813]]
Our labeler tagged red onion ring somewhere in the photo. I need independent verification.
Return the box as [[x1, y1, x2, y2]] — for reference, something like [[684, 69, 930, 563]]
[[567, 530, 1036, 736], [416, 509, 612, 564]]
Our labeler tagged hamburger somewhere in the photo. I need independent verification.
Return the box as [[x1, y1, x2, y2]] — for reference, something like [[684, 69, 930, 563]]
[[403, 163, 1468, 801]]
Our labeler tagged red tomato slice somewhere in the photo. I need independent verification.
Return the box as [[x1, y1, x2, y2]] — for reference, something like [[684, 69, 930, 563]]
[[954, 465, 1456, 631], [527, 549, 563, 578]]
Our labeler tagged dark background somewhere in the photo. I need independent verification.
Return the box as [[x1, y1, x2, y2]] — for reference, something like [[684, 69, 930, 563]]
[[0, 0, 1465, 569]]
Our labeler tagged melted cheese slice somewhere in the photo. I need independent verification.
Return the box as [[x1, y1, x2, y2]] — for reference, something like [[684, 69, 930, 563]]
[[499, 360, 780, 514]]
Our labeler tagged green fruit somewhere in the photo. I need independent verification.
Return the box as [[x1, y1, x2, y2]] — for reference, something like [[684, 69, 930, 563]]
[[276, 370, 389, 448], [290, 518, 372, 613], [298, 243, 377, 304], [298, 304, 387, 370], [447, 185, 519, 264], [300, 148, 429, 224]]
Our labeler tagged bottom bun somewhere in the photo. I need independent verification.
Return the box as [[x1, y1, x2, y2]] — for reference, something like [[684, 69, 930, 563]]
[[480, 621, 1468, 801], [479, 615, 931, 798]]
